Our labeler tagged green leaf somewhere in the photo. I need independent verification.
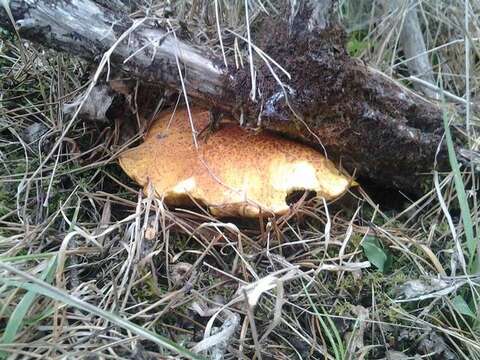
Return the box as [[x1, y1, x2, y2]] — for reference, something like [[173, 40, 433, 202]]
[[361, 236, 390, 273], [452, 295, 476, 319]]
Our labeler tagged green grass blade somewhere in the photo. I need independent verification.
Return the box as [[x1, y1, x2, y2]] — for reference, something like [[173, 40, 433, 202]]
[[440, 99, 476, 270], [0, 252, 58, 263], [0, 262, 205, 360], [0, 257, 57, 358], [302, 279, 344, 359], [322, 305, 346, 359]]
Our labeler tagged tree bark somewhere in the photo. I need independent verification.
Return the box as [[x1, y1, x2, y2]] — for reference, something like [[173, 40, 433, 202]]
[[0, 0, 456, 194]]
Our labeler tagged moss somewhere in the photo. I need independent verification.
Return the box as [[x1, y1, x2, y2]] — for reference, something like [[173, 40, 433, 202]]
[[346, 32, 370, 57]]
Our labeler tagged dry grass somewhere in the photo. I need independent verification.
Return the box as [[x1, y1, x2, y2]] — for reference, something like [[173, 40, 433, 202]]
[[0, 0, 479, 359]]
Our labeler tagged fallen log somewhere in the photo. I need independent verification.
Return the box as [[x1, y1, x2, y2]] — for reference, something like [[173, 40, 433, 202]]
[[0, 0, 460, 193]]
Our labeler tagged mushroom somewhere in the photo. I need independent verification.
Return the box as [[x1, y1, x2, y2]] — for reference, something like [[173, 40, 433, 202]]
[[119, 108, 352, 217]]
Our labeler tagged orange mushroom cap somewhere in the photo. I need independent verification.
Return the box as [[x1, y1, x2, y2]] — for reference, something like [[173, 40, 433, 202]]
[[119, 108, 351, 217]]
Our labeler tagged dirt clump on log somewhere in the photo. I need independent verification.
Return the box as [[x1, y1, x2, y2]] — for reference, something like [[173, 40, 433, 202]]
[[230, 6, 453, 194]]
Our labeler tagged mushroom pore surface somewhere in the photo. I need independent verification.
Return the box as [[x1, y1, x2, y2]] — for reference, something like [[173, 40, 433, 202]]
[[119, 107, 351, 217]]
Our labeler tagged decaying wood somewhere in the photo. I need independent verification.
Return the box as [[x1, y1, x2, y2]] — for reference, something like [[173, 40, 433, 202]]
[[0, 0, 459, 194], [0, 0, 229, 104], [395, 0, 437, 98]]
